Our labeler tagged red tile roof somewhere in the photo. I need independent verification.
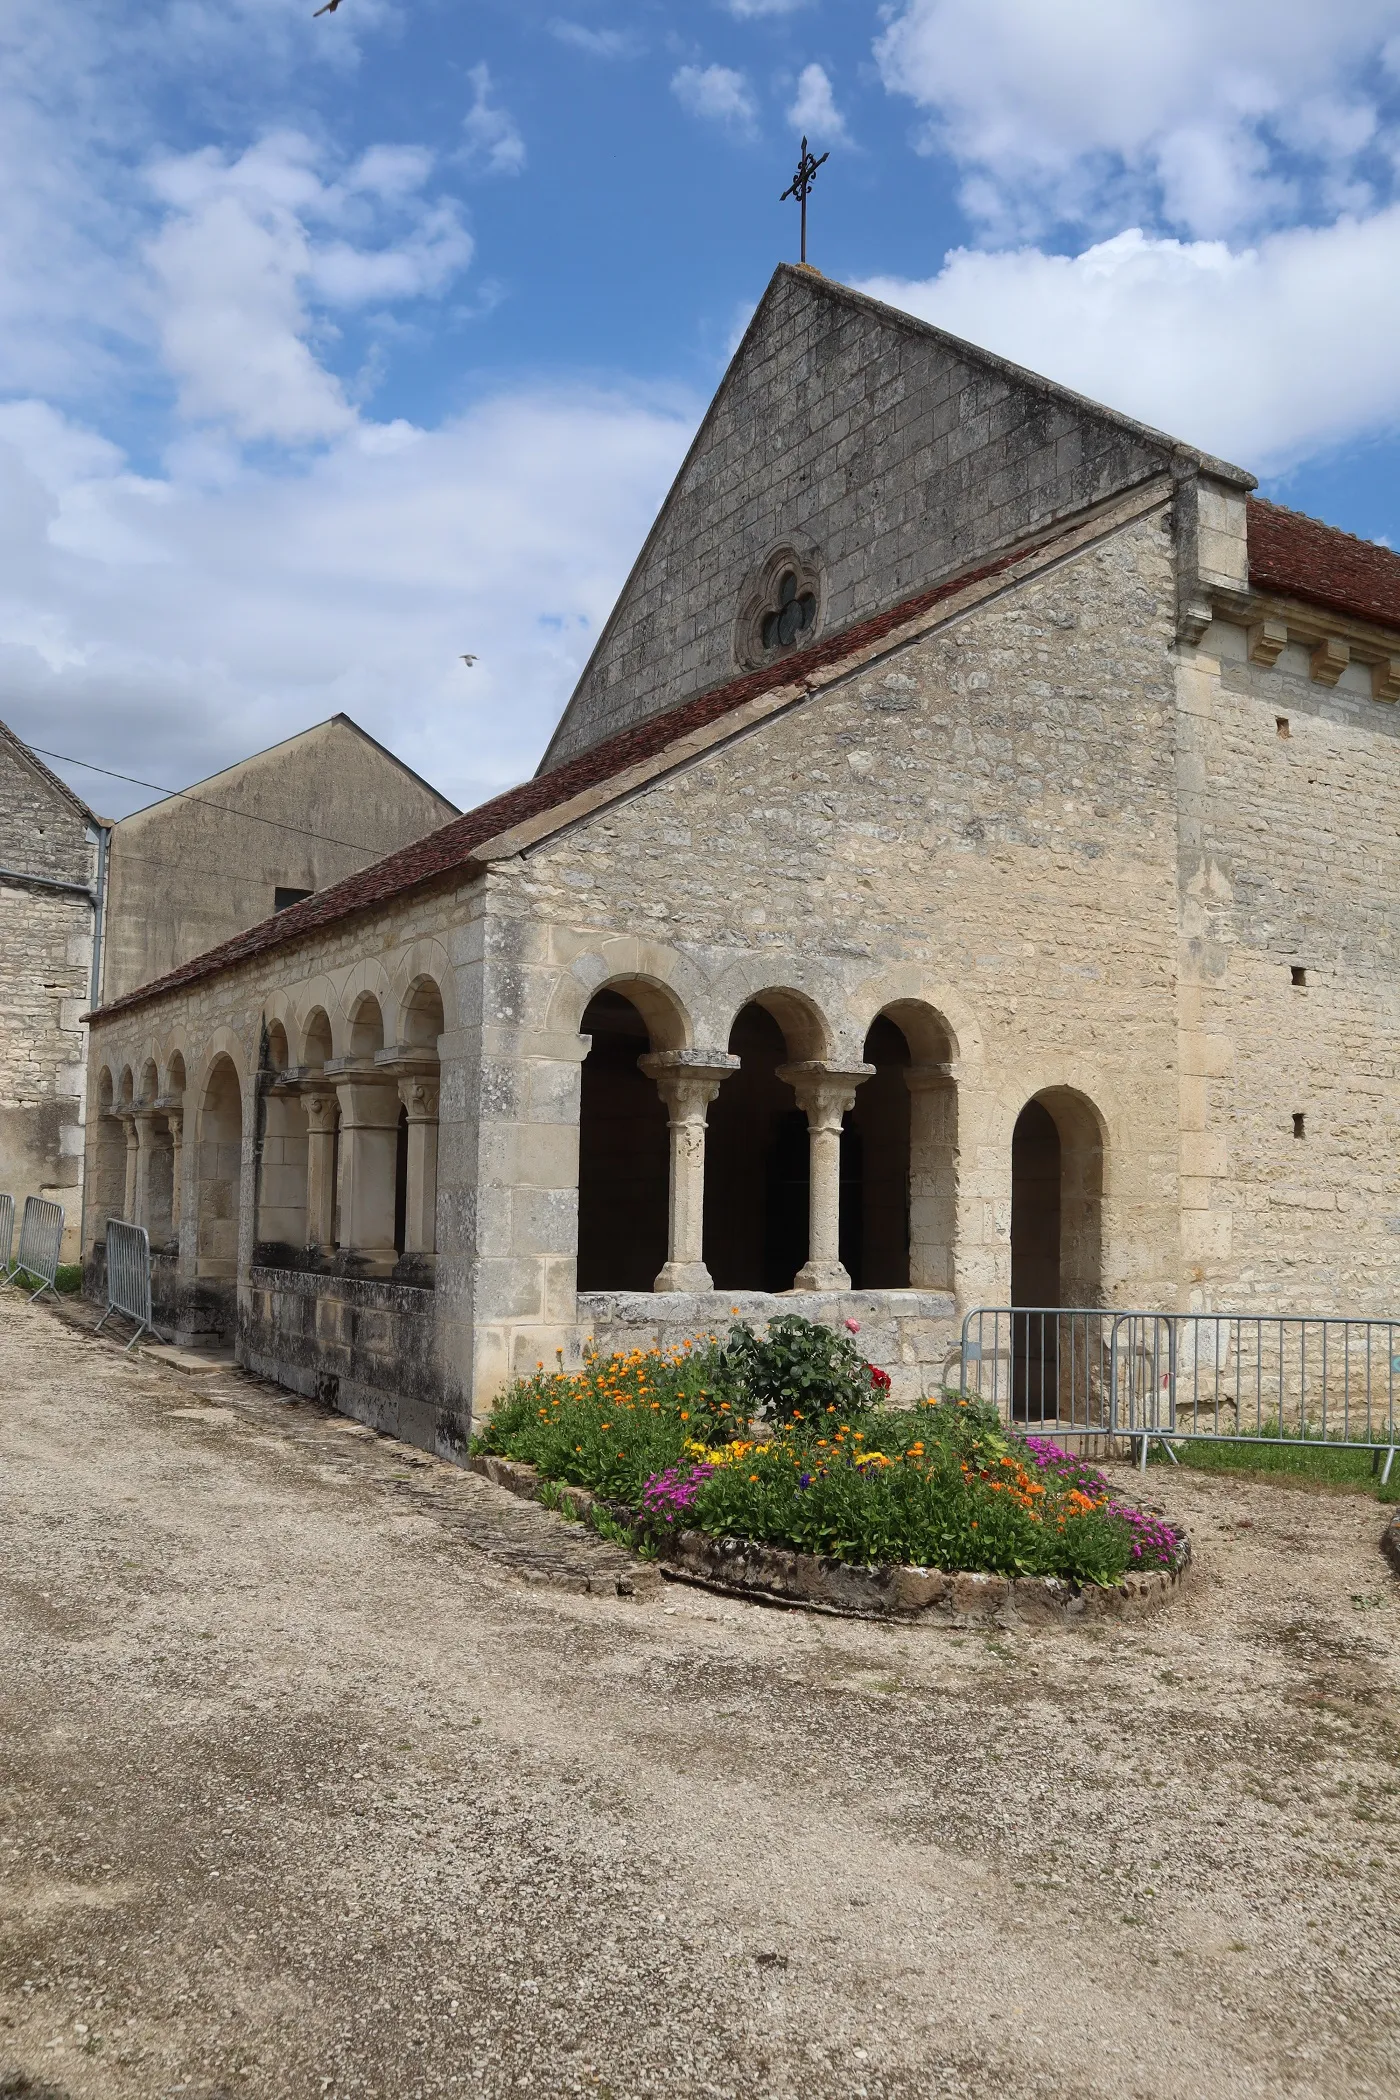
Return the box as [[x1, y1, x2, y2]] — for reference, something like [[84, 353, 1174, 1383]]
[[1247, 498, 1400, 633], [89, 530, 1052, 1024]]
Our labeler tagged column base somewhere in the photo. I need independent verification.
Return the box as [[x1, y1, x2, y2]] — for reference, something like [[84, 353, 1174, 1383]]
[[791, 1260, 852, 1292], [653, 1260, 714, 1293]]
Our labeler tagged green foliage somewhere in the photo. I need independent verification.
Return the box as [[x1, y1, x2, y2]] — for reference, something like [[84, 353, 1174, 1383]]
[[1149, 1427, 1400, 1504], [479, 1331, 1181, 1587], [715, 1315, 879, 1425]]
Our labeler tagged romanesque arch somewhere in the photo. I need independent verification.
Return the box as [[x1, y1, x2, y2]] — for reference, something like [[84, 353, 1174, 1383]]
[[845, 999, 960, 1291], [703, 988, 834, 1291], [91, 1066, 127, 1238], [196, 1055, 244, 1280], [1009, 1085, 1106, 1417], [575, 981, 685, 1292], [258, 1017, 308, 1257]]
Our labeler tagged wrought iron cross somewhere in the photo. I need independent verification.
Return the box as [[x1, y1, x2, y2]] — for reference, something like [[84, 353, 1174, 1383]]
[[781, 136, 829, 266]]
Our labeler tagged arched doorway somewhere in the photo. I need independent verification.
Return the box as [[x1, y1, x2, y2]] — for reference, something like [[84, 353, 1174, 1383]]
[[844, 1015, 912, 1287], [576, 990, 668, 1290], [257, 1022, 308, 1259], [1010, 1090, 1104, 1417], [703, 999, 818, 1291], [197, 1057, 244, 1280]]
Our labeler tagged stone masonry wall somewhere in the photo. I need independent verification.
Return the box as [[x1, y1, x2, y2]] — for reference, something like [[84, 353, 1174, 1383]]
[[473, 504, 1187, 1394], [544, 268, 1182, 769], [1179, 618, 1400, 1312], [0, 737, 96, 1257]]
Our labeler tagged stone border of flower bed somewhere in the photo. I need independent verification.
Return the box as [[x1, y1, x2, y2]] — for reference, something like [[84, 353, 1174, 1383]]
[[468, 1454, 1192, 1626], [1383, 1508, 1400, 1577]]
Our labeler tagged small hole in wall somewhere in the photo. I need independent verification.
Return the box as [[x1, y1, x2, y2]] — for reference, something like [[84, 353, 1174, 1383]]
[[1291, 966, 1307, 987], [1276, 716, 1290, 738], [1293, 1112, 1306, 1140]]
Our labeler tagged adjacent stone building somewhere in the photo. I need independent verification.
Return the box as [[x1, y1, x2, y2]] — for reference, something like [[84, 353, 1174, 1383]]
[[3, 714, 456, 1259], [0, 722, 104, 1256], [80, 266, 1400, 1452]]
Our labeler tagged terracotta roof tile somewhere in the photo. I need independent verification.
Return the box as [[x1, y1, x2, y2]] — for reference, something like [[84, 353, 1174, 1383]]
[[1247, 497, 1400, 633], [86, 527, 1062, 1025]]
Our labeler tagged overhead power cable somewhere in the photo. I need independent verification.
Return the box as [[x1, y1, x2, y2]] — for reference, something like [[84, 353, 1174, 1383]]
[[26, 745, 396, 856]]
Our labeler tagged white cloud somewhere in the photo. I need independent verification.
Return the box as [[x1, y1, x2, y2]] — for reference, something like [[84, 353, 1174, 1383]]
[[549, 19, 640, 59], [671, 65, 760, 137], [0, 387, 695, 819], [725, 0, 811, 16], [787, 63, 850, 147], [875, 1, 1400, 238], [144, 134, 473, 445], [460, 63, 527, 178], [859, 206, 1400, 474]]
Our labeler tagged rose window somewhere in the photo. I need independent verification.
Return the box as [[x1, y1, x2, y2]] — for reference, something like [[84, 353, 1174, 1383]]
[[762, 571, 817, 653]]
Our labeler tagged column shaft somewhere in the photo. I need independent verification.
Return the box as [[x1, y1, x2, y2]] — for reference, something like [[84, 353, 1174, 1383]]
[[639, 1054, 739, 1293], [777, 1062, 874, 1292], [398, 1078, 440, 1259], [121, 1116, 139, 1222], [304, 1092, 338, 1251], [335, 1079, 401, 1269]]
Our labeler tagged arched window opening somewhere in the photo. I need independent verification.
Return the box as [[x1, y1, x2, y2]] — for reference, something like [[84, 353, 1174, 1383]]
[[703, 1002, 810, 1291], [197, 1057, 244, 1280], [303, 1008, 332, 1071], [1010, 1089, 1104, 1419], [92, 1069, 126, 1241], [258, 1086, 309, 1258], [576, 991, 668, 1291], [401, 978, 445, 1050], [843, 1016, 912, 1287], [348, 994, 384, 1059], [264, 1020, 290, 1073]]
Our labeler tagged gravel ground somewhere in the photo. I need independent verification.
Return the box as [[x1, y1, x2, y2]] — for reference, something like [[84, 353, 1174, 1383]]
[[2, 1292, 1399, 2100]]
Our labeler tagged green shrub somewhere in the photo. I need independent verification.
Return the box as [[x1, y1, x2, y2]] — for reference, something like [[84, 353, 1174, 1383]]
[[715, 1315, 882, 1425]]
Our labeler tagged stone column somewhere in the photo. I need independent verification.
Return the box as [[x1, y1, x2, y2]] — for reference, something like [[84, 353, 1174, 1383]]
[[398, 1076, 440, 1259], [120, 1113, 139, 1222], [777, 1062, 874, 1292], [304, 1091, 339, 1251], [334, 1079, 401, 1271], [164, 1108, 184, 1240], [639, 1052, 740, 1292], [130, 1108, 159, 1233], [905, 1063, 958, 1292]]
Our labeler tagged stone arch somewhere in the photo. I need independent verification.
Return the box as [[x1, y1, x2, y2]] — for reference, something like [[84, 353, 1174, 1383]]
[[263, 1018, 291, 1073], [347, 992, 385, 1059], [163, 1048, 188, 1100], [399, 975, 446, 1050], [91, 1064, 127, 1236], [847, 968, 983, 1074], [338, 960, 394, 1053], [389, 940, 458, 1041], [138, 1057, 159, 1106], [847, 998, 961, 1292], [547, 940, 700, 1054], [703, 986, 836, 1291], [301, 1006, 333, 1071], [575, 987, 670, 1292], [117, 1064, 135, 1110], [1008, 1084, 1107, 1420], [196, 1053, 244, 1280]]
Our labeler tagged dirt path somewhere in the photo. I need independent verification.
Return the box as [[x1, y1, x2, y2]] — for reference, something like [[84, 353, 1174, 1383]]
[[2, 1292, 1398, 2100]]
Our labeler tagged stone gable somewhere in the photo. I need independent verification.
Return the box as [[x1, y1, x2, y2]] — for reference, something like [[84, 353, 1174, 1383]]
[[542, 266, 1236, 771]]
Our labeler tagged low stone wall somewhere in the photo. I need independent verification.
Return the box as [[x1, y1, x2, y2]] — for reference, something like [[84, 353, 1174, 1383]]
[[470, 1454, 1191, 1626], [577, 1288, 959, 1402], [84, 1237, 234, 1344], [241, 1266, 464, 1459]]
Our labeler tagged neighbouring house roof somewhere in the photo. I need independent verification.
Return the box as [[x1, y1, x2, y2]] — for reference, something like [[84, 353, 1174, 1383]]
[[0, 717, 104, 830], [87, 524, 1068, 1025], [1247, 498, 1400, 635]]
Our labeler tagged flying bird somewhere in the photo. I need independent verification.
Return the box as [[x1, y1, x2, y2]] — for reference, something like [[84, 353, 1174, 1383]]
[[460, 655, 478, 668], [313, 0, 341, 16]]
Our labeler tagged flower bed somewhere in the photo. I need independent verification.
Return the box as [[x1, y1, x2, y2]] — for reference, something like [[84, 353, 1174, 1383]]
[[475, 1318, 1187, 1591]]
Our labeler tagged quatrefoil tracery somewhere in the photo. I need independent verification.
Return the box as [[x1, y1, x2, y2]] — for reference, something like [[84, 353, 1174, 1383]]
[[761, 571, 818, 653]]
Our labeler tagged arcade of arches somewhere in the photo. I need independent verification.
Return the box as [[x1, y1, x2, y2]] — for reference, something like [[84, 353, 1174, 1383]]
[[576, 987, 967, 1298]]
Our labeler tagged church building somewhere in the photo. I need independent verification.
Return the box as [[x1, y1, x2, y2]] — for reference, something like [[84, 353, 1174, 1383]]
[[81, 266, 1400, 1451]]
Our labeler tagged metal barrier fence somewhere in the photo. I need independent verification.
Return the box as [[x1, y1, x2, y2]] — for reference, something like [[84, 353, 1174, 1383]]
[[7, 1196, 65, 1301], [951, 1307, 1400, 1477], [95, 1219, 161, 1349], [0, 1193, 13, 1280]]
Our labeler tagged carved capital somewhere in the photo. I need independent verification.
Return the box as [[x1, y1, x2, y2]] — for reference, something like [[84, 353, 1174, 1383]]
[[303, 1090, 339, 1136], [638, 1050, 739, 1122], [777, 1060, 874, 1130], [398, 1077, 440, 1123]]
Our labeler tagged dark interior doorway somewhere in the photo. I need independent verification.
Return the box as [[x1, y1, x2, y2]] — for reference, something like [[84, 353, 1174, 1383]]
[[576, 990, 668, 1291], [843, 1014, 912, 1287], [1011, 1098, 1061, 1419], [704, 1002, 809, 1290]]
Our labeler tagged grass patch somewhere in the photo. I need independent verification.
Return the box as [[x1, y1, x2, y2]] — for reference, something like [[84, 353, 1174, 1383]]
[[1147, 1430, 1400, 1502], [475, 1323, 1185, 1588]]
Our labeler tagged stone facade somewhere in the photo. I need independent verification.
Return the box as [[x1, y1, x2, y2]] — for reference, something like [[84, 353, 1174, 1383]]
[[0, 721, 100, 1258], [79, 272, 1400, 1455]]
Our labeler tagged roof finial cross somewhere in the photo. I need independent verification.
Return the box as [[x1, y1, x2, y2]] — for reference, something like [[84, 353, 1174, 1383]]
[[781, 136, 829, 267]]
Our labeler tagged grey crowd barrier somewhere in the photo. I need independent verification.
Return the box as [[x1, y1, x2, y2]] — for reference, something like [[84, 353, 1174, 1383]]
[[95, 1218, 162, 1349], [0, 1193, 13, 1280], [7, 1196, 65, 1302]]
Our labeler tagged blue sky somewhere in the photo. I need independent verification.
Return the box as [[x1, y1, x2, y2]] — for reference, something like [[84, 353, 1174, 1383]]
[[4, 0, 1400, 819]]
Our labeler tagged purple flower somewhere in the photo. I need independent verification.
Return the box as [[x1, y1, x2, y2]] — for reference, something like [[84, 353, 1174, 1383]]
[[639, 1462, 715, 1526]]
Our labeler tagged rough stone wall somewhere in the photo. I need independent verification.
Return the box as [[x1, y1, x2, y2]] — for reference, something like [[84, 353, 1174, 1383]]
[[477, 505, 1186, 1392], [0, 736, 96, 1256], [543, 268, 1183, 769], [101, 716, 457, 1003], [1178, 618, 1400, 1312], [242, 1268, 446, 1452]]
